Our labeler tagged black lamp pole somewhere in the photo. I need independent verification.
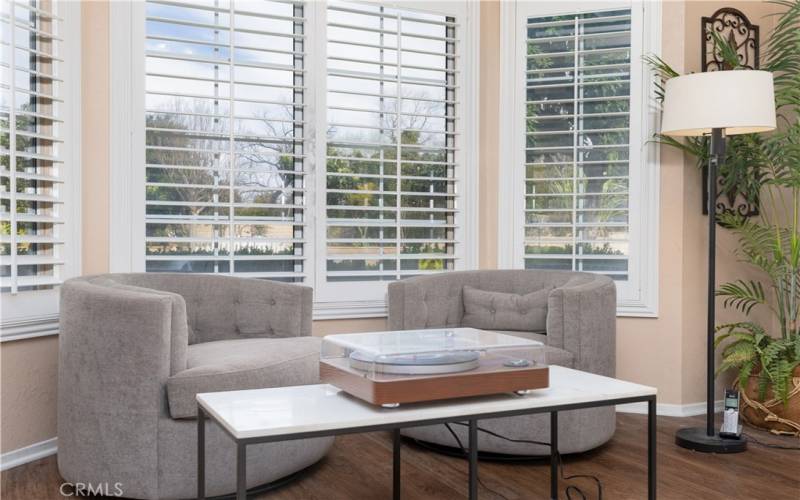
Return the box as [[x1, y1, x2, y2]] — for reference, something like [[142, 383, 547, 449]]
[[706, 128, 724, 436], [675, 128, 747, 453]]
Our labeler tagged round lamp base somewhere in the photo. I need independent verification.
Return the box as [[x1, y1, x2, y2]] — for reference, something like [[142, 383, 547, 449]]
[[675, 427, 747, 453]]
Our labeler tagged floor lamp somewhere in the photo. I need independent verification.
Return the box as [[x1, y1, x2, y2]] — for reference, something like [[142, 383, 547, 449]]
[[661, 70, 776, 453]]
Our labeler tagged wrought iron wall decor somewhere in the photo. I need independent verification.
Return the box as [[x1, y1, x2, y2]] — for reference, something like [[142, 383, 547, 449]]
[[700, 8, 761, 219], [702, 7, 759, 71]]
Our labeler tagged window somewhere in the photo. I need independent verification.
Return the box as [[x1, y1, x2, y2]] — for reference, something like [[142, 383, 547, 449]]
[[112, 0, 477, 317], [316, 1, 465, 304], [525, 10, 632, 277], [143, 0, 307, 282], [499, 1, 659, 315], [1, 0, 80, 336]]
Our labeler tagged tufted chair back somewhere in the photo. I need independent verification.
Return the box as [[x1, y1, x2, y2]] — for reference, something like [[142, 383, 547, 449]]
[[81, 273, 313, 345]]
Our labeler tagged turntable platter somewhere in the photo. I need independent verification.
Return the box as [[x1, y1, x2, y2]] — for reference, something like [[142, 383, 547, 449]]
[[349, 350, 480, 375]]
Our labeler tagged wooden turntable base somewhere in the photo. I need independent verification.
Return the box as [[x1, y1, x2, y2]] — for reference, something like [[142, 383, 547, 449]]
[[320, 354, 549, 406]]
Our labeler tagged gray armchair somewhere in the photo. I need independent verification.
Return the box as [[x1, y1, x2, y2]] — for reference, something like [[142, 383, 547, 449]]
[[388, 269, 616, 455], [57, 274, 333, 499]]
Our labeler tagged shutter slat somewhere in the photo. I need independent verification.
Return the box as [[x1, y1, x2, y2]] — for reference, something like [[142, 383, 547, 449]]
[[146, 16, 306, 39], [146, 72, 306, 91], [146, 254, 305, 262], [145, 145, 307, 158], [146, 51, 305, 73], [146, 89, 306, 108], [327, 38, 458, 58], [327, 22, 456, 43], [327, 4, 459, 27], [326, 253, 458, 261], [11, 2, 64, 20], [328, 69, 455, 88]]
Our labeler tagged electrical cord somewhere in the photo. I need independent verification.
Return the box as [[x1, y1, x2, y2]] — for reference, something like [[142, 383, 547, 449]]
[[443, 422, 604, 500], [744, 432, 800, 450], [442, 422, 511, 500]]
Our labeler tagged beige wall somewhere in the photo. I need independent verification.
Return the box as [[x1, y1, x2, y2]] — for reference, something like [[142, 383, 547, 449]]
[[0, 0, 782, 454], [0, 337, 59, 453], [478, 0, 501, 269]]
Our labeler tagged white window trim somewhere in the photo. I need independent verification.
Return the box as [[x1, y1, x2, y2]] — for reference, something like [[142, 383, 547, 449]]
[[108, 1, 479, 320], [497, 0, 660, 317], [1, 1, 82, 341]]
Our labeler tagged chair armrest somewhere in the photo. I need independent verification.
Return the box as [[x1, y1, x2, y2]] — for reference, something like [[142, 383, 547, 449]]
[[58, 280, 176, 497], [546, 275, 616, 376]]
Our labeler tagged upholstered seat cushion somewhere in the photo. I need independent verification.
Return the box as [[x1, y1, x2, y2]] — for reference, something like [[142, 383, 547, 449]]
[[166, 336, 321, 419]]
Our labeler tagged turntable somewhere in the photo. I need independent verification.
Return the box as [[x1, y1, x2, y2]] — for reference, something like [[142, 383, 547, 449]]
[[320, 328, 549, 407]]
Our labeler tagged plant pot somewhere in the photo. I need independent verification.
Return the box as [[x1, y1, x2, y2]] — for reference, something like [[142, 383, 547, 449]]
[[739, 366, 800, 437]]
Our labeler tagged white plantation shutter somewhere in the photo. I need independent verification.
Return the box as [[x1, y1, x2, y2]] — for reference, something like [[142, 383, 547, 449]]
[[116, 0, 475, 314], [322, 0, 460, 288], [144, 0, 307, 282], [523, 8, 632, 281], [1, 0, 65, 293]]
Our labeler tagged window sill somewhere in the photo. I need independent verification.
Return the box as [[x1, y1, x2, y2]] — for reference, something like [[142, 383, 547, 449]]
[[0, 315, 60, 342], [313, 300, 388, 321], [616, 301, 659, 318]]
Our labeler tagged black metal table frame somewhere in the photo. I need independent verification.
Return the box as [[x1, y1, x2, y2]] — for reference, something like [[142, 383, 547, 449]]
[[197, 394, 656, 500]]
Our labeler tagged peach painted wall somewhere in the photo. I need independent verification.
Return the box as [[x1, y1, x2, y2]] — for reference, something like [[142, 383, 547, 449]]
[[0, 0, 783, 455]]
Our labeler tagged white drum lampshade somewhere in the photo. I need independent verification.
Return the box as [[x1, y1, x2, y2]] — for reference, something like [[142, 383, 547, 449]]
[[661, 70, 776, 137]]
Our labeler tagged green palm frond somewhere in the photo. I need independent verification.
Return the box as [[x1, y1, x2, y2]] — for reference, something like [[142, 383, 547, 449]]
[[763, 1, 800, 110], [642, 54, 679, 103], [707, 30, 743, 69], [647, 134, 707, 162], [716, 280, 767, 314]]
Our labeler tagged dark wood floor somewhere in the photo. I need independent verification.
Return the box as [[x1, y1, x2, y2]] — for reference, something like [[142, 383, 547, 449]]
[[2, 414, 798, 499]]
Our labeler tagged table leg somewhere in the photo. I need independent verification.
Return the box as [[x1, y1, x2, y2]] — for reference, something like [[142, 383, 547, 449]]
[[393, 428, 401, 500], [237, 442, 246, 500], [197, 406, 205, 500], [648, 397, 657, 500], [468, 420, 478, 500], [550, 411, 558, 500]]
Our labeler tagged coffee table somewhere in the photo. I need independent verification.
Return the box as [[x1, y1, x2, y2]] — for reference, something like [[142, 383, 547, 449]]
[[196, 365, 657, 500]]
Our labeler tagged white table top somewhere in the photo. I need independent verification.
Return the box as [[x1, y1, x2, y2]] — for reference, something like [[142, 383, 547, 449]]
[[197, 366, 656, 440]]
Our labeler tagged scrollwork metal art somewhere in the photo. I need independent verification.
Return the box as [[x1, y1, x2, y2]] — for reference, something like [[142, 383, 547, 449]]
[[700, 8, 760, 219], [702, 7, 759, 71], [702, 164, 761, 219]]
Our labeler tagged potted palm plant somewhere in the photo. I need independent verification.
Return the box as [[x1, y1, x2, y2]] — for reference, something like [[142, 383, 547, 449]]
[[648, 0, 800, 435]]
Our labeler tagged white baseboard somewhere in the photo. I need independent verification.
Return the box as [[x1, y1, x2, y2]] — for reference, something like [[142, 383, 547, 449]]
[[0, 437, 58, 472], [617, 400, 724, 417]]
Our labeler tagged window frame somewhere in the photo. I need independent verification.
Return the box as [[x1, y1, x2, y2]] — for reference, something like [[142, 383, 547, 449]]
[[109, 0, 479, 320], [498, 0, 660, 317], [1, 0, 82, 341]]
